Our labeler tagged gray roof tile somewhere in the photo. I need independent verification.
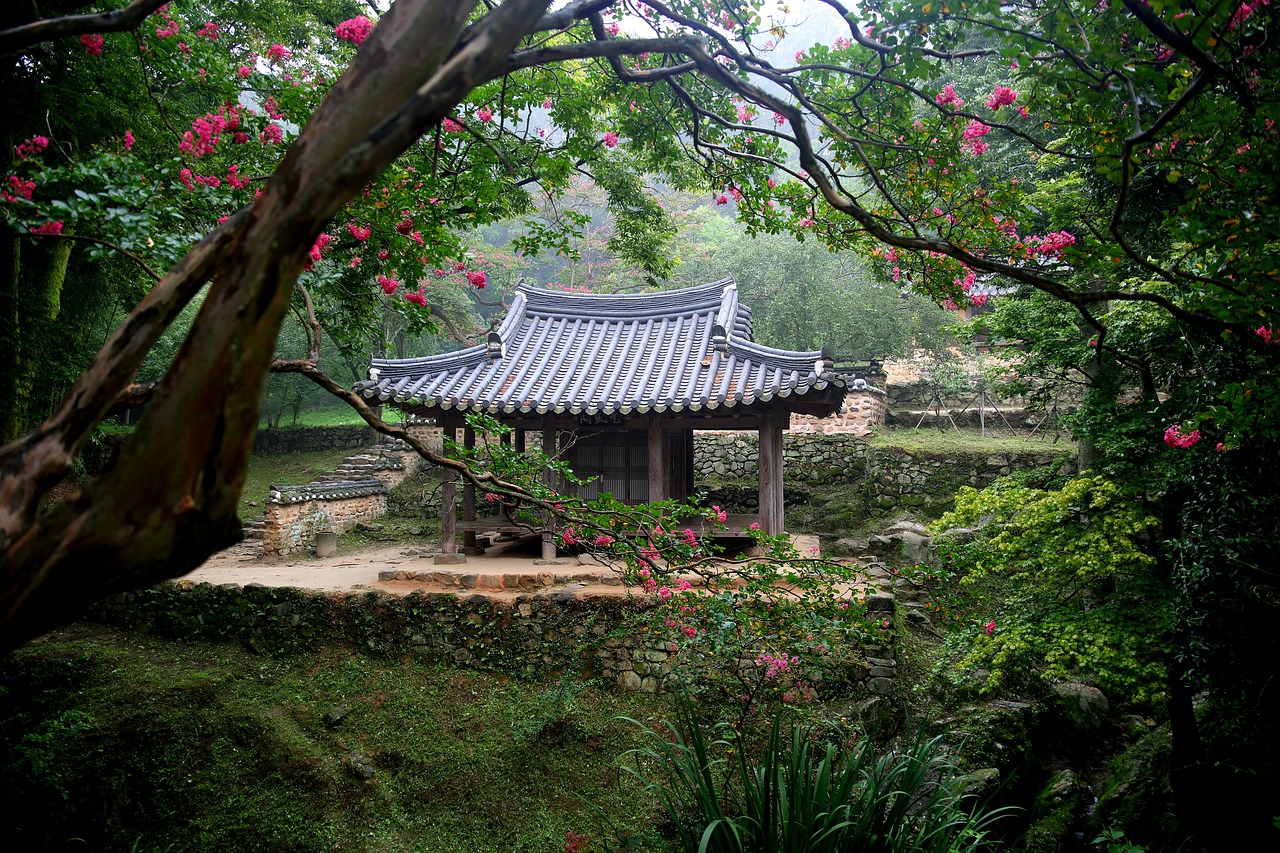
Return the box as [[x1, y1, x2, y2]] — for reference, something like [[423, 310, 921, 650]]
[[355, 278, 842, 416]]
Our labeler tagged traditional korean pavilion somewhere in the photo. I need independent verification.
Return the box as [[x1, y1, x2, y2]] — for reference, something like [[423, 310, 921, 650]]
[[355, 278, 845, 560]]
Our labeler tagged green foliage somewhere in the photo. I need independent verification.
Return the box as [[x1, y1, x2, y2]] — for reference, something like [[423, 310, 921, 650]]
[[933, 476, 1171, 704], [618, 696, 1009, 853]]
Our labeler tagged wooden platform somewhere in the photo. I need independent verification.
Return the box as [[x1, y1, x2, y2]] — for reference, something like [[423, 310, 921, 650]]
[[456, 512, 763, 539]]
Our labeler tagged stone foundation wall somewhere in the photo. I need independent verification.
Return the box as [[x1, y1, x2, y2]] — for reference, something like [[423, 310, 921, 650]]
[[262, 492, 387, 558], [791, 388, 888, 436], [694, 432, 1072, 515], [253, 425, 378, 456], [92, 582, 898, 699]]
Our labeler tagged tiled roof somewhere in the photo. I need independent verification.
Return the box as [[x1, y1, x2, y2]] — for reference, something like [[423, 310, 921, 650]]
[[355, 278, 844, 417], [268, 479, 387, 505]]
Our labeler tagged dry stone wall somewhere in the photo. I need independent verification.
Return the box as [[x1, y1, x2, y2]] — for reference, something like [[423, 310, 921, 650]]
[[92, 582, 899, 701], [693, 432, 1072, 515], [253, 425, 378, 456]]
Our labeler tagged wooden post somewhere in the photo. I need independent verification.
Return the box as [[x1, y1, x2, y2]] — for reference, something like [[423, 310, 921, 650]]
[[440, 421, 458, 557], [647, 412, 666, 504], [541, 425, 557, 560], [515, 429, 526, 453], [759, 408, 785, 535], [462, 425, 477, 550]]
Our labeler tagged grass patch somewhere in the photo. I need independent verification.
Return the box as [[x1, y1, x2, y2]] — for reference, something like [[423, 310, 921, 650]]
[[239, 448, 354, 521], [259, 406, 410, 429], [0, 625, 669, 852], [870, 427, 1075, 456]]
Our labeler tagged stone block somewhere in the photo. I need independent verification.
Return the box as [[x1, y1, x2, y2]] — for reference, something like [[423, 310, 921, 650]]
[[434, 553, 468, 565]]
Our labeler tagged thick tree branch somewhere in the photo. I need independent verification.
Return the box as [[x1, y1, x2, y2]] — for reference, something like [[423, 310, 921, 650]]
[[0, 0, 168, 56]]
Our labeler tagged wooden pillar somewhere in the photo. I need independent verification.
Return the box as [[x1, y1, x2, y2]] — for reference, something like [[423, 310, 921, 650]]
[[462, 425, 477, 550], [541, 425, 558, 560], [759, 408, 785, 535], [441, 420, 458, 555], [515, 429, 526, 453], [647, 412, 666, 504]]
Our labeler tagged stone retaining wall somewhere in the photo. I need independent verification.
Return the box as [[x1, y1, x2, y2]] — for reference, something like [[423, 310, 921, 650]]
[[253, 425, 378, 456], [92, 582, 898, 699], [693, 432, 1072, 515]]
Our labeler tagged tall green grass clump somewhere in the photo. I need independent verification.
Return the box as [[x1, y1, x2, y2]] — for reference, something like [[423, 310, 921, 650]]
[[619, 697, 1009, 853]]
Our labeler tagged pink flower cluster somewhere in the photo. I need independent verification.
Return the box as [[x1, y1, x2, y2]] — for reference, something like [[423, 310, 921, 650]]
[[602, 131, 619, 148], [4, 175, 35, 202], [335, 16, 375, 46], [266, 44, 291, 63], [709, 505, 727, 524], [81, 33, 104, 55], [935, 84, 964, 107], [377, 274, 400, 295], [756, 652, 799, 679], [1164, 425, 1201, 449], [179, 105, 245, 157], [476, 107, 494, 123], [961, 120, 991, 155], [347, 222, 371, 241], [1025, 230, 1076, 260], [156, 20, 180, 39], [465, 270, 486, 289], [30, 220, 63, 235], [15, 136, 49, 160], [986, 86, 1018, 111], [404, 286, 427, 307], [198, 22, 218, 40], [260, 123, 284, 145], [1256, 325, 1274, 344]]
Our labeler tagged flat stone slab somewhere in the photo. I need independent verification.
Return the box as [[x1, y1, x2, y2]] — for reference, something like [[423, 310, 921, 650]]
[[433, 553, 468, 565]]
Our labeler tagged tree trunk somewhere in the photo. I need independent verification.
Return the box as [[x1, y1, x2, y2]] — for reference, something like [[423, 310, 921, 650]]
[[9, 235, 74, 441]]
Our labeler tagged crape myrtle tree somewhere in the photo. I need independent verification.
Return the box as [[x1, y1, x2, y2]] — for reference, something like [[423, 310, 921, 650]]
[[0, 0, 1276, 820]]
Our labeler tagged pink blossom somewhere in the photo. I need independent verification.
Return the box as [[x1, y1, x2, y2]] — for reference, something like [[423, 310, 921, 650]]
[[30, 220, 63, 235], [881, 619, 890, 629], [80, 33, 104, 55], [309, 233, 332, 262], [404, 286, 427, 307], [476, 107, 494, 123], [259, 123, 283, 145], [675, 578, 692, 592], [349, 257, 362, 268], [347, 223, 371, 241], [15, 136, 49, 160], [226, 164, 251, 189], [735, 104, 754, 123], [155, 20, 180, 39], [986, 86, 1018, 111], [715, 194, 729, 205], [935, 84, 964, 107], [984, 620, 996, 635], [593, 534, 614, 547], [749, 522, 760, 530], [266, 44, 291, 62], [442, 118, 463, 134], [1163, 425, 1201, 449], [1256, 325, 1274, 344], [602, 131, 619, 148], [658, 586, 672, 600], [607, 22, 620, 36], [4, 175, 35, 201], [377, 274, 400, 295], [1027, 230, 1076, 260], [334, 16, 375, 46], [682, 528, 697, 546], [542, 98, 553, 109], [709, 505, 727, 523], [682, 625, 697, 638], [466, 270, 487, 289], [197, 22, 218, 40]]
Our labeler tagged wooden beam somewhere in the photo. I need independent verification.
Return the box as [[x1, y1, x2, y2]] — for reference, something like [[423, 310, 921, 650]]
[[462, 425, 477, 549], [759, 408, 785, 535], [441, 422, 457, 554], [648, 412, 666, 504], [541, 426, 557, 560]]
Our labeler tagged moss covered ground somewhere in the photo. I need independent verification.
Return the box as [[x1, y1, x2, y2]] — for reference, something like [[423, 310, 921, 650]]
[[0, 625, 666, 852]]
